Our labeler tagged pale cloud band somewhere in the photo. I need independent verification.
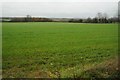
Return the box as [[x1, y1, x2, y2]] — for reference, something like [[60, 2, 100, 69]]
[[0, 0, 119, 2], [2, 2, 118, 18]]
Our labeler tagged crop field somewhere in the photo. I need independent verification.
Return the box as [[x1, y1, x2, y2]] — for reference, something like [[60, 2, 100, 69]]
[[2, 22, 118, 78]]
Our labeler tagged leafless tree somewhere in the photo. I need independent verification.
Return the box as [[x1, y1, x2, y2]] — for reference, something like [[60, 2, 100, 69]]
[[103, 13, 108, 19], [97, 12, 103, 22], [26, 15, 32, 22]]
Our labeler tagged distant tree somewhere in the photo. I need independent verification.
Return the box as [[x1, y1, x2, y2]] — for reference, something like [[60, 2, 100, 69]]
[[92, 17, 98, 23], [103, 13, 108, 19], [78, 19, 83, 23], [103, 13, 108, 23], [86, 17, 92, 23], [25, 15, 32, 22], [69, 19, 76, 22], [97, 12, 103, 23], [27, 15, 31, 18]]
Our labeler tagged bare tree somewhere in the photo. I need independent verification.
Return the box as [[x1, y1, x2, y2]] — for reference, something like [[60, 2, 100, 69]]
[[26, 15, 32, 22], [97, 12, 103, 23], [103, 13, 108, 23], [103, 13, 108, 19]]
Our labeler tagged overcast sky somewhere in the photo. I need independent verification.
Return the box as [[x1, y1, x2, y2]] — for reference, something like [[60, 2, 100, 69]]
[[2, 2, 118, 18]]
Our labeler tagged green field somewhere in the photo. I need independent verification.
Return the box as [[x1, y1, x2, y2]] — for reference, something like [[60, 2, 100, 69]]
[[2, 22, 118, 78]]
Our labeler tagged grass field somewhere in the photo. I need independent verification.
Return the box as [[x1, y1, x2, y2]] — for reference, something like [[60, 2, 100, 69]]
[[2, 22, 118, 78]]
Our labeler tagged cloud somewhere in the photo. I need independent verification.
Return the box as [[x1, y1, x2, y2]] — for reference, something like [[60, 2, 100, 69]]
[[2, 2, 118, 18]]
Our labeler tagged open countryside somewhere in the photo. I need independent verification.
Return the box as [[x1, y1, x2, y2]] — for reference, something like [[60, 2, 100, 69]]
[[2, 22, 118, 78]]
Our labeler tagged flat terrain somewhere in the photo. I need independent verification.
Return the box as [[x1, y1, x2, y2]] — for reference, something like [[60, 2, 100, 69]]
[[2, 22, 118, 78]]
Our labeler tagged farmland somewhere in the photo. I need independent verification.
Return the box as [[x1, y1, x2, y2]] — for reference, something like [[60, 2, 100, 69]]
[[2, 22, 118, 78]]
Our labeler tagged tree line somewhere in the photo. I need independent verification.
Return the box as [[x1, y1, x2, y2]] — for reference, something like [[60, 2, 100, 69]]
[[69, 13, 118, 23], [1, 13, 118, 23], [2, 15, 53, 22]]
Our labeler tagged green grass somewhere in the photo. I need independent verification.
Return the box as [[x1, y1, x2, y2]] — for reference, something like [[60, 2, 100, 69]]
[[2, 22, 118, 78]]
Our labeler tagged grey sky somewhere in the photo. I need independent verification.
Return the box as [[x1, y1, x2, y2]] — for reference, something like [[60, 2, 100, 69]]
[[2, 2, 118, 18]]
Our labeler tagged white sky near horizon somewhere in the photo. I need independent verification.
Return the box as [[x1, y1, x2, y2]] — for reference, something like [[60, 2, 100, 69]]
[[0, 0, 119, 2], [1, 0, 119, 18]]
